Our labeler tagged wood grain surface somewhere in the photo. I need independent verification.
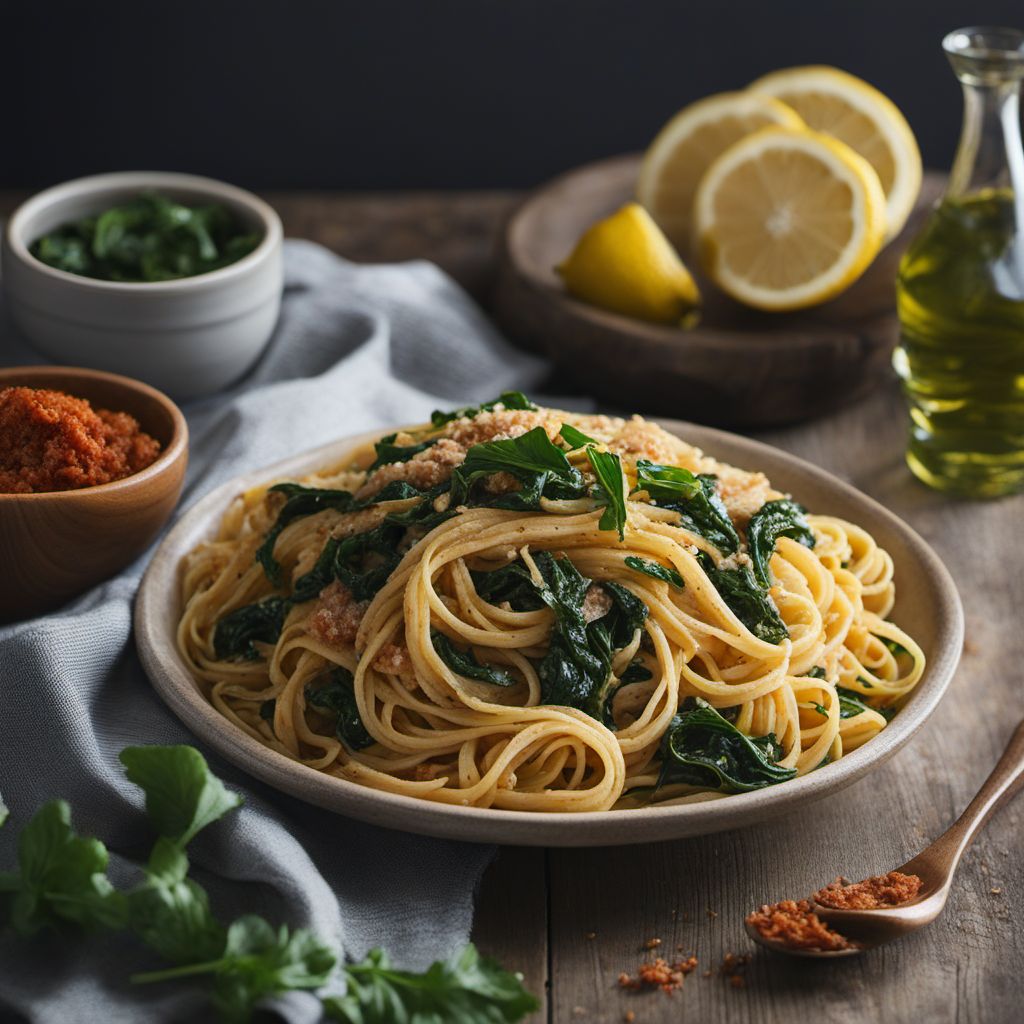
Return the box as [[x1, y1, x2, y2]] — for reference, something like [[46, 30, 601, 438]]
[[3, 186, 1018, 1023]]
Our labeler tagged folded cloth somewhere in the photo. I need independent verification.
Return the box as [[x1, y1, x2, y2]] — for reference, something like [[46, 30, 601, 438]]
[[0, 241, 549, 1023]]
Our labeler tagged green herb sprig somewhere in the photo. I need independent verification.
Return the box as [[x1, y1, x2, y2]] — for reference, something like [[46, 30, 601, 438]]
[[0, 746, 537, 1023]]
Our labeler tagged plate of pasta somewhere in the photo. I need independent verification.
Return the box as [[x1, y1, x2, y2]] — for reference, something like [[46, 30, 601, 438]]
[[136, 394, 962, 845]]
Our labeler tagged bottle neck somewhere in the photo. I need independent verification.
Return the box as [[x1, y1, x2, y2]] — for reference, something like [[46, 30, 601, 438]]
[[947, 78, 1024, 200]]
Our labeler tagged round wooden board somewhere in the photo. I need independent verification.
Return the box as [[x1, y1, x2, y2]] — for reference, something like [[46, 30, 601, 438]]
[[135, 419, 962, 847], [494, 156, 944, 428]]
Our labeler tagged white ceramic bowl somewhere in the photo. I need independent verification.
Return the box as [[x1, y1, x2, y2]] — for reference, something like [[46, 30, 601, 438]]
[[2, 171, 283, 400]]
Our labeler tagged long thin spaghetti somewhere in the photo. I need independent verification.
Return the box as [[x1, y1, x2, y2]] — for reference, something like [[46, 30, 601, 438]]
[[178, 398, 924, 812]]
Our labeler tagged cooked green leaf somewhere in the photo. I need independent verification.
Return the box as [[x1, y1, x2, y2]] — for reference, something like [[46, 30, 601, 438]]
[[213, 597, 290, 661], [620, 659, 653, 683], [698, 554, 788, 644], [624, 555, 684, 589], [292, 522, 405, 604], [257, 484, 356, 586], [259, 699, 276, 722], [835, 686, 895, 721], [430, 392, 537, 428], [432, 632, 516, 687], [323, 944, 538, 1024], [0, 793, 7, 829], [450, 427, 585, 510], [587, 448, 627, 540], [656, 698, 796, 794], [306, 668, 375, 750], [119, 746, 243, 848], [882, 637, 910, 658], [367, 434, 437, 472], [746, 498, 816, 589], [470, 561, 546, 612], [805, 666, 827, 679], [634, 464, 739, 554], [559, 423, 597, 449]]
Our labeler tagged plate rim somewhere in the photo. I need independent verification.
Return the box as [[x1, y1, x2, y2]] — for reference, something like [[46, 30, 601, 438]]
[[135, 418, 963, 847]]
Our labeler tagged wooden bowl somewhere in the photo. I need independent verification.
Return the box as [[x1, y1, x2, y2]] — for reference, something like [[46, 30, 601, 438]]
[[0, 366, 188, 622], [494, 156, 943, 428]]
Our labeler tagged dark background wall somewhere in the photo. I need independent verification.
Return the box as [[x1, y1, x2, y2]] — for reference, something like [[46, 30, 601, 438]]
[[4, 0, 1022, 191]]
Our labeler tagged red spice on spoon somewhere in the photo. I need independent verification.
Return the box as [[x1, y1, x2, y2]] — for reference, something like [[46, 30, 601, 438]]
[[746, 870, 923, 952]]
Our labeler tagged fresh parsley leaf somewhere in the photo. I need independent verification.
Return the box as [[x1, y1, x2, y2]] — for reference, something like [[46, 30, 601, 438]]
[[432, 631, 516, 687], [430, 392, 537, 428], [324, 944, 538, 1024], [128, 838, 225, 965], [559, 423, 597, 449], [213, 597, 291, 661], [306, 668, 375, 750], [0, 800, 125, 934], [587, 448, 627, 540], [624, 555, 684, 589], [119, 746, 243, 848], [746, 498, 816, 589], [657, 698, 796, 794]]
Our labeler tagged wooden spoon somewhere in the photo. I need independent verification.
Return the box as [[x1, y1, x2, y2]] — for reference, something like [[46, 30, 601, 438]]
[[746, 718, 1024, 957]]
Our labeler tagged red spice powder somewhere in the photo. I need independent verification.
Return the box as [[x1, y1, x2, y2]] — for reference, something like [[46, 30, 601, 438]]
[[745, 899, 858, 952], [814, 871, 923, 910], [618, 955, 699, 994], [0, 386, 161, 494]]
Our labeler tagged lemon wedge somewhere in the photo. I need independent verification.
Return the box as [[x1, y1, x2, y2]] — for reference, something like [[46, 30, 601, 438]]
[[694, 127, 886, 312], [556, 202, 700, 325], [637, 91, 805, 253], [748, 66, 921, 241]]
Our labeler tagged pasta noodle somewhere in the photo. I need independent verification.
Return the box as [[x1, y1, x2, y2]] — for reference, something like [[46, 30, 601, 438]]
[[178, 398, 924, 813]]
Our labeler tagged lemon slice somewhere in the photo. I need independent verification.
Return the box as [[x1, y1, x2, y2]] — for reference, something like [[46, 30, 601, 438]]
[[694, 127, 886, 312], [637, 91, 805, 253], [748, 66, 921, 241], [556, 202, 700, 325]]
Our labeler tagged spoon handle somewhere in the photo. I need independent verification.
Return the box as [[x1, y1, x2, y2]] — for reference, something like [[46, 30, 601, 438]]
[[901, 718, 1024, 880]]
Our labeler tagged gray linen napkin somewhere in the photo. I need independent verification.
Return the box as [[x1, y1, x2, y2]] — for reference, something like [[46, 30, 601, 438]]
[[0, 241, 548, 1023]]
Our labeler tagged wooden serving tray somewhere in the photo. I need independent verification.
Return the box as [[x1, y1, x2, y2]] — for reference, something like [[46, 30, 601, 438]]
[[494, 155, 943, 428]]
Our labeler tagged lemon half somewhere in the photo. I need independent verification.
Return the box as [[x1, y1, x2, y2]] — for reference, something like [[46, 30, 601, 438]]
[[694, 127, 886, 312], [748, 66, 922, 241], [637, 91, 805, 254], [556, 202, 700, 325]]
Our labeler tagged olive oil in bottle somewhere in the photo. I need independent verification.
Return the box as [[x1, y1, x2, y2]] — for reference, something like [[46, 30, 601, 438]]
[[894, 27, 1024, 496]]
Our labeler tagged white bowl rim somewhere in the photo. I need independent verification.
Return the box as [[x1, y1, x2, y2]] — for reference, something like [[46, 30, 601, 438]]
[[135, 418, 963, 846], [4, 170, 283, 294]]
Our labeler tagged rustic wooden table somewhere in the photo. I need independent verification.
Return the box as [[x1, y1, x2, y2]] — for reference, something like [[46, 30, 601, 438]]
[[3, 189, 1020, 1023]]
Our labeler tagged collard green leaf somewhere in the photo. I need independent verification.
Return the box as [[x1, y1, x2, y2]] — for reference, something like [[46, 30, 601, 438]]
[[432, 632, 516, 687], [430, 392, 537, 428], [1, 800, 125, 934], [119, 746, 243, 848], [746, 498, 816, 589], [324, 944, 538, 1024], [657, 698, 796, 794], [624, 555, 684, 590], [586, 448, 627, 540], [213, 597, 290, 661], [698, 554, 788, 645], [306, 668, 375, 750]]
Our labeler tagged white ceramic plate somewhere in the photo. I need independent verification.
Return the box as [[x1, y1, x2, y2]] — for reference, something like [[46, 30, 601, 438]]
[[136, 420, 963, 846]]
